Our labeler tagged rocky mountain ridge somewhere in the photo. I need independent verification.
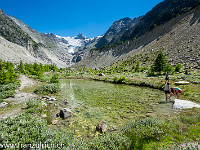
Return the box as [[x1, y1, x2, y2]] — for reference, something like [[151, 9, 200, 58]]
[[95, 16, 142, 48], [120, 0, 200, 43], [77, 5, 200, 70]]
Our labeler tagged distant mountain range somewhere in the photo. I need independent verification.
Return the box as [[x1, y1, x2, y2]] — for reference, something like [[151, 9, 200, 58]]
[[0, 9, 100, 66], [0, 0, 199, 68]]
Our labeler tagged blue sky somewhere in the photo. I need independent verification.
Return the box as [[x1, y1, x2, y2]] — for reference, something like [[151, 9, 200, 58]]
[[1, 0, 163, 38]]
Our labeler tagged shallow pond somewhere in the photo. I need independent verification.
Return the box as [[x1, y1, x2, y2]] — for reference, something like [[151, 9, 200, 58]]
[[50, 79, 174, 138]]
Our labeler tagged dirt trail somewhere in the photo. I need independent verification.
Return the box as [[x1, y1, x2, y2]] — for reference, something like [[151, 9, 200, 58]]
[[0, 75, 38, 120], [18, 75, 36, 91]]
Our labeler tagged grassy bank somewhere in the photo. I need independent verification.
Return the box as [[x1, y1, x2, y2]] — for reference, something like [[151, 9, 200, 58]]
[[62, 72, 200, 103]]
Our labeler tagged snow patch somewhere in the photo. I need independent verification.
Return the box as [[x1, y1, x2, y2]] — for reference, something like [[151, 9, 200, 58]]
[[173, 99, 200, 110], [55, 34, 102, 54]]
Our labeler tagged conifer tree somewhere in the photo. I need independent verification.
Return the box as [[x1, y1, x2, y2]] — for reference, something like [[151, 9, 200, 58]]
[[153, 50, 166, 74]]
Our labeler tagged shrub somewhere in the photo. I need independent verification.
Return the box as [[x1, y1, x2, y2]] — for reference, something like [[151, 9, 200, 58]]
[[118, 76, 127, 83], [0, 90, 15, 99], [50, 74, 60, 83], [175, 63, 182, 72], [123, 118, 164, 149], [135, 61, 141, 72], [124, 118, 164, 140], [89, 133, 130, 149], [0, 113, 57, 147], [113, 77, 119, 83], [34, 83, 61, 95], [0, 83, 19, 100], [0, 83, 19, 92], [113, 76, 127, 84], [104, 77, 109, 82], [164, 64, 175, 74], [147, 65, 155, 76], [26, 98, 43, 114]]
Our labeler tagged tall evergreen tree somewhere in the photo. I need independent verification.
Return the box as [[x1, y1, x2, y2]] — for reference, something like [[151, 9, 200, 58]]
[[18, 60, 24, 73], [153, 50, 166, 74]]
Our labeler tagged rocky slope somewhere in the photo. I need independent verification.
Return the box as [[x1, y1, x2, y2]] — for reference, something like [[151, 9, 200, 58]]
[[8, 15, 73, 67], [95, 17, 142, 48], [77, 5, 200, 69], [121, 0, 200, 43]]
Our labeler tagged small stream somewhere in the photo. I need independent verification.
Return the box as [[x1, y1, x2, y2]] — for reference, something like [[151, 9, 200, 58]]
[[49, 79, 175, 138]]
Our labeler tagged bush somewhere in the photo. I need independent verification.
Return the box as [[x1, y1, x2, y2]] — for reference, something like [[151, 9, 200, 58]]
[[164, 64, 175, 74], [147, 65, 155, 76], [0, 113, 57, 148], [113, 76, 127, 84], [26, 98, 44, 114], [0, 83, 19, 92], [118, 76, 127, 83], [89, 133, 130, 149], [123, 118, 164, 149], [0, 90, 15, 99], [135, 61, 141, 72], [50, 74, 60, 83], [34, 83, 61, 95], [113, 77, 119, 83], [175, 63, 182, 72], [104, 77, 109, 82], [0, 83, 19, 100], [124, 118, 164, 140]]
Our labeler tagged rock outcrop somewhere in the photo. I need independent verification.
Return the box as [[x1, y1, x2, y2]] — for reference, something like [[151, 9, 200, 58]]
[[96, 121, 107, 133], [59, 108, 72, 119]]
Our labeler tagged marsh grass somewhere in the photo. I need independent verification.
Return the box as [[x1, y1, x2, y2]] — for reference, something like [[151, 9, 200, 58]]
[[34, 83, 61, 95]]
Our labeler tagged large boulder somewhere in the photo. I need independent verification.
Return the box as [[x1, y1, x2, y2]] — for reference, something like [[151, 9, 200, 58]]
[[60, 108, 72, 119], [96, 121, 107, 133]]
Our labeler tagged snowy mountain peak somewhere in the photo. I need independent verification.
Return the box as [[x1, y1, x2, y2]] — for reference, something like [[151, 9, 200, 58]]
[[55, 34, 102, 54], [74, 33, 88, 40]]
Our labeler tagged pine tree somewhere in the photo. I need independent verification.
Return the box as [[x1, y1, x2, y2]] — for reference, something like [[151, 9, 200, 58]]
[[18, 60, 24, 73], [153, 50, 166, 74], [135, 61, 140, 72]]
